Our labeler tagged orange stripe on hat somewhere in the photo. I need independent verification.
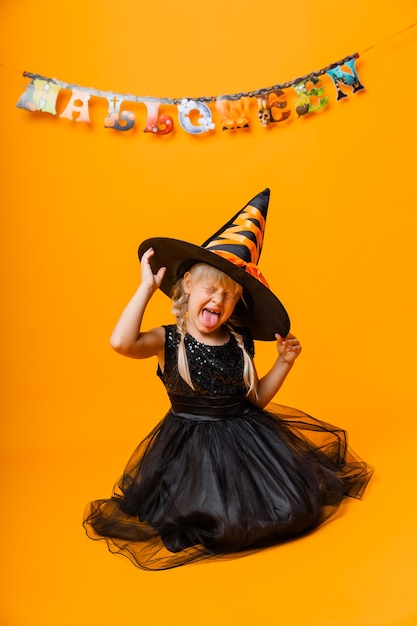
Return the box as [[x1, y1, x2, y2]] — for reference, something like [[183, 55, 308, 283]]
[[205, 205, 266, 264]]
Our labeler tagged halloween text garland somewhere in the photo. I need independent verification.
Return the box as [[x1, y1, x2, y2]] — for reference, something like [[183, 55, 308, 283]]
[[16, 54, 364, 135]]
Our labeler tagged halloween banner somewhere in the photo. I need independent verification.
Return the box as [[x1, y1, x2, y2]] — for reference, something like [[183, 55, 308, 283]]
[[15, 54, 364, 136]]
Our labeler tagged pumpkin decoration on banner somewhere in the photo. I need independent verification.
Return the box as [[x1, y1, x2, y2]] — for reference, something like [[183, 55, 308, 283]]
[[104, 96, 136, 131]]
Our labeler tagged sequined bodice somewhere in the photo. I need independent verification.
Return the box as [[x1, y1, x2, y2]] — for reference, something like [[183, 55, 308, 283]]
[[157, 324, 254, 397]]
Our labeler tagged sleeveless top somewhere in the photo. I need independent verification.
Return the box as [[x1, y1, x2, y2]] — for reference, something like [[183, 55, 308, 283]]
[[157, 324, 254, 398]]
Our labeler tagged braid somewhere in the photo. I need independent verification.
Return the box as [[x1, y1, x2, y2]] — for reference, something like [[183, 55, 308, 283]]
[[171, 279, 194, 389], [226, 324, 258, 399]]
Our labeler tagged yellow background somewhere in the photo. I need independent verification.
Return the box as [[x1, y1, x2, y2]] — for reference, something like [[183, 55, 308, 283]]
[[1, 1, 416, 624]]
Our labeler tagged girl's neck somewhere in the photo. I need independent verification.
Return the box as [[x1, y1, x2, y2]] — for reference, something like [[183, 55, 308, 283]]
[[185, 324, 230, 346]]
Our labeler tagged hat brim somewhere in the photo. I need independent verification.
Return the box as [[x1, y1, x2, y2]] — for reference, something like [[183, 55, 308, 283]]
[[138, 237, 290, 341]]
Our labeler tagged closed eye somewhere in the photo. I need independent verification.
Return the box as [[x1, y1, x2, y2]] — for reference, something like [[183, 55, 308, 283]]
[[203, 286, 237, 301]]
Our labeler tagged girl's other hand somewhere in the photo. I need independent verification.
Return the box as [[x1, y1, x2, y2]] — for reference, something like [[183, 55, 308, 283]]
[[140, 247, 166, 291], [275, 333, 302, 364]]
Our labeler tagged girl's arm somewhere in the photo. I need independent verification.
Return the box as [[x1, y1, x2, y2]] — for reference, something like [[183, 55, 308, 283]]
[[249, 333, 302, 408], [110, 248, 166, 359]]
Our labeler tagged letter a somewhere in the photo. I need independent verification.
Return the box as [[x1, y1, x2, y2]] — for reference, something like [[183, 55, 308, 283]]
[[60, 89, 91, 122]]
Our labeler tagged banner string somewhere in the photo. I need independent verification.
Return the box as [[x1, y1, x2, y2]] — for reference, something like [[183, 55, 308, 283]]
[[0, 62, 24, 74], [1, 18, 416, 103], [359, 19, 417, 55]]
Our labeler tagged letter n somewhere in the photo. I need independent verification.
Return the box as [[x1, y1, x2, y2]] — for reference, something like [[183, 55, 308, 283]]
[[326, 57, 365, 100]]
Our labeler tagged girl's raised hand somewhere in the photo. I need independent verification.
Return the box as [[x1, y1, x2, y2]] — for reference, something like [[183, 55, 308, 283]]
[[275, 333, 302, 364], [140, 247, 166, 291]]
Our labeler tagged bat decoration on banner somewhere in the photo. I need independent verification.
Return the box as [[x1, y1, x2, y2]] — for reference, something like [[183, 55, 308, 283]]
[[16, 54, 364, 136]]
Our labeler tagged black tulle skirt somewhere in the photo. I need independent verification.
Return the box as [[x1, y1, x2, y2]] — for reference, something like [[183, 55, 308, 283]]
[[83, 397, 373, 570]]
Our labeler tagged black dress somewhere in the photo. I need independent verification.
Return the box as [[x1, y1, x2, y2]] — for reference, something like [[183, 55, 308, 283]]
[[83, 324, 373, 570]]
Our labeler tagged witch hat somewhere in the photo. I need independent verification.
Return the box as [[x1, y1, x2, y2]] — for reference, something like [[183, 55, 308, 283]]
[[138, 189, 290, 340]]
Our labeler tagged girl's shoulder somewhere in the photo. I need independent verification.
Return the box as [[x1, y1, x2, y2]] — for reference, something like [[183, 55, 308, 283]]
[[162, 324, 180, 346]]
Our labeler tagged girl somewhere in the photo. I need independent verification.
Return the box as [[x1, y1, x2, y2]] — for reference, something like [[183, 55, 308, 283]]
[[83, 189, 373, 570]]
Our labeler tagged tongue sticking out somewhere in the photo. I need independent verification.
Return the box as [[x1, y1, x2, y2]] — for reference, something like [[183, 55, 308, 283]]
[[202, 308, 219, 329]]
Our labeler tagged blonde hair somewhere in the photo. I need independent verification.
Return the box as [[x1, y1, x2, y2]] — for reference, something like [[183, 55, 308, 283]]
[[170, 263, 258, 397]]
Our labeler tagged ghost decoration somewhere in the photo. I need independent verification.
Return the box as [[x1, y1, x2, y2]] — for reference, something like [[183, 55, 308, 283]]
[[177, 99, 215, 134]]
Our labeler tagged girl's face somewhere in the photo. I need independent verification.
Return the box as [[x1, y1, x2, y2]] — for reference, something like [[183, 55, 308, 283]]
[[183, 265, 242, 340]]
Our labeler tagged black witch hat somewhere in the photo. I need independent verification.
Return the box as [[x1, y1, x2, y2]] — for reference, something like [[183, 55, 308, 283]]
[[138, 189, 290, 340]]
